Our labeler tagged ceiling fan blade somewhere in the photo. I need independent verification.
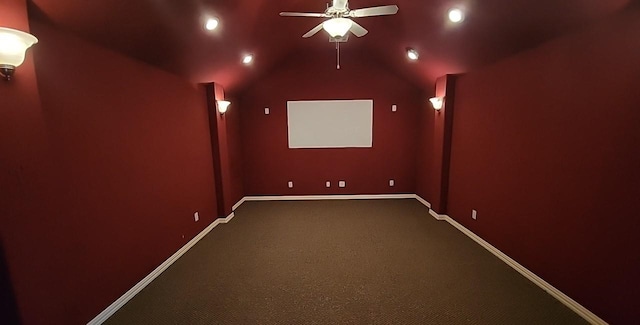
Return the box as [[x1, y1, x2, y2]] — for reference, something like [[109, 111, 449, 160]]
[[349, 5, 399, 17], [302, 22, 325, 38], [349, 21, 368, 37], [280, 12, 328, 18]]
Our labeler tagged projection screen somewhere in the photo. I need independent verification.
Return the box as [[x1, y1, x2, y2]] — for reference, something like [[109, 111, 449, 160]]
[[287, 99, 373, 148]]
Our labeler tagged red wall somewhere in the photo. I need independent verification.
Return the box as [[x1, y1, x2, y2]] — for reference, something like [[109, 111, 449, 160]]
[[239, 49, 422, 195], [208, 84, 244, 216], [415, 75, 455, 213], [0, 1, 45, 322], [220, 95, 245, 211], [446, 7, 640, 324], [1, 16, 218, 324]]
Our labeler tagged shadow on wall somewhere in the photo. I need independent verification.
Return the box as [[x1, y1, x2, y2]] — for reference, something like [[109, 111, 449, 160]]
[[0, 238, 21, 325]]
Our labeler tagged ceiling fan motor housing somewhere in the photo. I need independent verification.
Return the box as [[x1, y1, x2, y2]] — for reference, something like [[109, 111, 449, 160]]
[[332, 0, 349, 11]]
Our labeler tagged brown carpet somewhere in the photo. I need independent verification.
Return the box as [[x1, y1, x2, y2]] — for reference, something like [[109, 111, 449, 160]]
[[105, 199, 587, 324]]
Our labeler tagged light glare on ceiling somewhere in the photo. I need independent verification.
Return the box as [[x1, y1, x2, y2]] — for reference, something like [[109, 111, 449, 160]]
[[242, 54, 253, 64], [406, 48, 419, 61], [448, 8, 464, 23], [205, 18, 219, 31]]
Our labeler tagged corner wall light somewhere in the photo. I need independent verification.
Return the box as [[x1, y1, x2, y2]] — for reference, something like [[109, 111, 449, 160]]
[[429, 96, 444, 110], [0, 27, 38, 81], [217, 100, 231, 114]]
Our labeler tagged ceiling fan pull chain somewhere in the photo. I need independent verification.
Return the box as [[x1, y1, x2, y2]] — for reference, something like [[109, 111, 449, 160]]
[[336, 41, 341, 70]]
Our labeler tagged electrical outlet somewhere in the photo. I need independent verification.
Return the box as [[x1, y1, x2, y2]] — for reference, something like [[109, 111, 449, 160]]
[[194, 211, 199, 222], [288, 181, 293, 188], [264, 107, 270, 115], [472, 209, 477, 220], [338, 180, 346, 188], [392, 104, 397, 112], [389, 179, 395, 187], [326, 181, 331, 188]]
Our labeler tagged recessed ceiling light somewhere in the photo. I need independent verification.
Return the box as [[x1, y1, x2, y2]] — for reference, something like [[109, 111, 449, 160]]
[[205, 18, 219, 31], [448, 8, 464, 23], [242, 54, 254, 65], [406, 48, 419, 61]]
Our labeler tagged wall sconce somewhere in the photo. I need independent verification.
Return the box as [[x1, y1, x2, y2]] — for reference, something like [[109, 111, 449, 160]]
[[0, 27, 38, 81], [216, 100, 231, 114], [429, 97, 444, 110]]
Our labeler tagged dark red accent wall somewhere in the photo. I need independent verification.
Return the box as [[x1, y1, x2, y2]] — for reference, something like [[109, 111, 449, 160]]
[[239, 49, 422, 195], [446, 8, 640, 324], [415, 75, 457, 213], [0, 1, 43, 323], [207, 83, 244, 216], [1, 16, 218, 325]]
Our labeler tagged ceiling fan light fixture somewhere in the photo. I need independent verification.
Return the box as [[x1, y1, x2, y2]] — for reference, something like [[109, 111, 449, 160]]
[[322, 18, 353, 37]]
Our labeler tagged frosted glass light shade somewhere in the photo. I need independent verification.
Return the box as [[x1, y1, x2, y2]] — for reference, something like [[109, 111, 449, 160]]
[[217, 100, 231, 114], [322, 18, 353, 37], [429, 97, 444, 110], [0, 27, 38, 68]]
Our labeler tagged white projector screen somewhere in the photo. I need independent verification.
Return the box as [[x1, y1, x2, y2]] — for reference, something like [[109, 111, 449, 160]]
[[287, 100, 373, 148]]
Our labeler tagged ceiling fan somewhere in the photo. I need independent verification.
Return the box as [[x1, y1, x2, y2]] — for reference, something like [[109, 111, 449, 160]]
[[280, 0, 399, 40]]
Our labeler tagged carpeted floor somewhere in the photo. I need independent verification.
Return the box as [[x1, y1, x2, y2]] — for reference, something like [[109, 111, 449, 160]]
[[105, 199, 587, 324]]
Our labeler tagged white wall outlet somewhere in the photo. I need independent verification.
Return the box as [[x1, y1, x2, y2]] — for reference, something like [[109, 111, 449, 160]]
[[288, 181, 294, 188], [389, 179, 395, 187], [326, 181, 331, 188], [264, 107, 270, 115], [194, 212, 199, 222], [472, 209, 477, 220], [392, 104, 397, 112], [338, 180, 346, 188]]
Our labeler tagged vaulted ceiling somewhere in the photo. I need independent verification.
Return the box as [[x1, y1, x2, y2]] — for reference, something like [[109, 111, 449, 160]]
[[28, 0, 630, 94]]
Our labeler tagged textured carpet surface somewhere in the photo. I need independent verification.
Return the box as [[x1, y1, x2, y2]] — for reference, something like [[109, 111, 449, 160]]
[[105, 199, 587, 324]]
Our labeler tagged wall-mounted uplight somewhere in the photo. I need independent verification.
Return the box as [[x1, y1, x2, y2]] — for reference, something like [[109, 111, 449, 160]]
[[430, 97, 444, 110], [217, 100, 231, 114], [205, 18, 219, 31], [242, 54, 253, 65], [406, 48, 419, 61], [0, 27, 38, 81], [448, 8, 465, 23]]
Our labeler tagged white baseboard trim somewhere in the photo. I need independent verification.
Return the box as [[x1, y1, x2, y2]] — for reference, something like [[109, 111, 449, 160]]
[[413, 195, 432, 209], [428, 208, 447, 220], [241, 193, 416, 203], [232, 197, 247, 211], [90, 195, 605, 325], [417, 196, 606, 325], [87, 211, 236, 325]]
